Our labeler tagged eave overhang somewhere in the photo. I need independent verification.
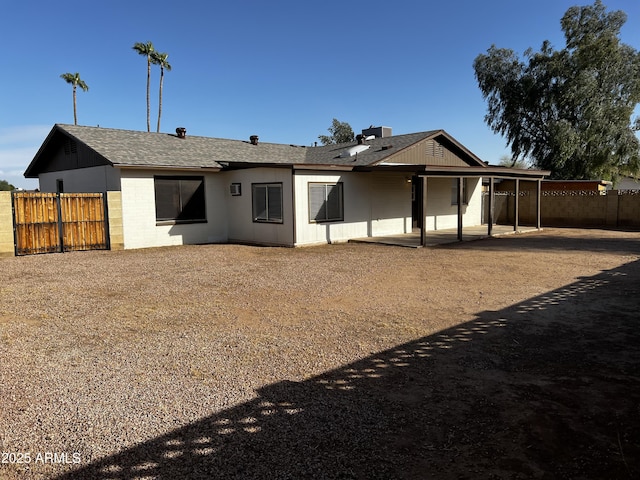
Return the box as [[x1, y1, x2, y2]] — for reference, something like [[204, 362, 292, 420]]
[[116, 164, 222, 173], [358, 163, 550, 179]]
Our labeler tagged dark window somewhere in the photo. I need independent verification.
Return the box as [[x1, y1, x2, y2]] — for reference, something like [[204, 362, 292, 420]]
[[451, 178, 468, 205], [309, 183, 343, 222], [154, 176, 206, 223], [252, 183, 283, 223]]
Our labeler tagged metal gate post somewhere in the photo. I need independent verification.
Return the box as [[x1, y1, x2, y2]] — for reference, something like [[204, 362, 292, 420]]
[[56, 192, 64, 253], [103, 192, 111, 250], [11, 192, 17, 256]]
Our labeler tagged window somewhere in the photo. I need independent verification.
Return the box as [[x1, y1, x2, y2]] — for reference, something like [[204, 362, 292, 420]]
[[309, 182, 343, 222], [451, 178, 468, 205], [154, 176, 206, 224], [252, 183, 283, 223]]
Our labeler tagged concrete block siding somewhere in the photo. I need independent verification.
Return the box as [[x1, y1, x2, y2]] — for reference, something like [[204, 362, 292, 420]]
[[0, 192, 14, 257]]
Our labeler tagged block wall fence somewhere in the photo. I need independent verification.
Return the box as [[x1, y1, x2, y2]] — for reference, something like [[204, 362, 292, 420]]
[[492, 190, 640, 228]]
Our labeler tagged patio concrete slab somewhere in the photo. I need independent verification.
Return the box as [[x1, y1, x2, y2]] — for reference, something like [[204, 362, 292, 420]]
[[348, 225, 541, 248]]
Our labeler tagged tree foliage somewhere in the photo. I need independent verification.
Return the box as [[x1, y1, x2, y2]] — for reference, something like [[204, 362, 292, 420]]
[[0, 179, 16, 191], [318, 118, 355, 145], [498, 155, 529, 170], [473, 0, 640, 180]]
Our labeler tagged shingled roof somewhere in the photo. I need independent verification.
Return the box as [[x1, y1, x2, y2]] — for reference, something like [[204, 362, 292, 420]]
[[27, 124, 525, 181]]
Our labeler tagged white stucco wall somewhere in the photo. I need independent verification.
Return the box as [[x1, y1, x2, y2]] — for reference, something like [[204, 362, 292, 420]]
[[38, 166, 121, 193], [294, 171, 412, 245], [224, 168, 294, 246], [424, 177, 483, 230], [119, 170, 227, 250]]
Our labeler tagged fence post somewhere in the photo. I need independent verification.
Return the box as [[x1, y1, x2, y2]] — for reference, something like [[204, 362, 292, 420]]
[[0, 191, 15, 257], [106, 191, 124, 250], [56, 191, 64, 253]]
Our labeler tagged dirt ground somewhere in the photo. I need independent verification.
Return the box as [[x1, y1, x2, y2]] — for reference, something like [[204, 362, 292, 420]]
[[1, 228, 639, 479]]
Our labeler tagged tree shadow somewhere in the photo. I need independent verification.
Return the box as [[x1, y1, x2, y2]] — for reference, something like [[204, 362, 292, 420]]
[[56, 260, 640, 479], [439, 228, 640, 256]]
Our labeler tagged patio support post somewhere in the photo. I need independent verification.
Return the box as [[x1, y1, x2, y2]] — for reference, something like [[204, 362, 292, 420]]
[[457, 177, 463, 241], [535, 179, 542, 229], [420, 176, 428, 247], [488, 177, 494, 236], [514, 178, 520, 232]]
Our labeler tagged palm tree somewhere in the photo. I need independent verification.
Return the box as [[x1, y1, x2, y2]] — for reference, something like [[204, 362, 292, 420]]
[[60, 72, 89, 125], [151, 51, 172, 133], [132, 41, 155, 132]]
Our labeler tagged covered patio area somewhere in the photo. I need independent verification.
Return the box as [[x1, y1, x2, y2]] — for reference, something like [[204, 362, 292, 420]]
[[360, 162, 550, 247], [349, 224, 541, 248]]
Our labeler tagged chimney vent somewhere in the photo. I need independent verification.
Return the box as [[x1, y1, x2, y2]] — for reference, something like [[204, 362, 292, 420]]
[[356, 134, 365, 145], [176, 127, 187, 139], [250, 135, 259, 145]]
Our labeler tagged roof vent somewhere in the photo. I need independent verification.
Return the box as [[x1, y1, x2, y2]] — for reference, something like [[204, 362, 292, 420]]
[[176, 127, 187, 139], [250, 135, 259, 145], [340, 144, 370, 158]]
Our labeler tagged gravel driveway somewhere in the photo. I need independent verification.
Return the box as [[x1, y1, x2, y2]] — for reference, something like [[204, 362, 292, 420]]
[[1, 228, 639, 479]]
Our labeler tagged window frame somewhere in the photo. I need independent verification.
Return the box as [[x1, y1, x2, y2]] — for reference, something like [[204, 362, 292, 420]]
[[451, 178, 469, 206], [308, 182, 344, 223], [154, 175, 207, 225], [252, 182, 284, 223]]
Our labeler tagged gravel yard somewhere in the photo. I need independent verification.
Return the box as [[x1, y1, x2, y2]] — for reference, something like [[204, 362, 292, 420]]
[[1, 228, 639, 479]]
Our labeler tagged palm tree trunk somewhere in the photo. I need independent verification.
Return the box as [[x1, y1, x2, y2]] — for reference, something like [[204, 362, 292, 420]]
[[157, 66, 164, 133], [146, 57, 151, 132], [73, 85, 78, 125]]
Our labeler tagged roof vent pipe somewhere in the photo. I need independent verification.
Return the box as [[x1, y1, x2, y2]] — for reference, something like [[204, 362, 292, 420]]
[[250, 135, 259, 145], [176, 127, 187, 139]]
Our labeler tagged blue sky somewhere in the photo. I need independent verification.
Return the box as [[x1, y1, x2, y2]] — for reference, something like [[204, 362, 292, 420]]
[[2, 0, 639, 189]]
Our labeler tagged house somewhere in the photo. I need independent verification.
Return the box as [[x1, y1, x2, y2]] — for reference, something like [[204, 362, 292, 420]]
[[24, 124, 550, 249]]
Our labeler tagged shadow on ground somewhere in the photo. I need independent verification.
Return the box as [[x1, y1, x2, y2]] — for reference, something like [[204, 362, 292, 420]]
[[443, 227, 640, 256], [56, 259, 640, 479]]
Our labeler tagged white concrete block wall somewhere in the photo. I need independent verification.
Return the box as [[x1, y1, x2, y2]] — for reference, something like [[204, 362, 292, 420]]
[[224, 168, 295, 246], [369, 172, 413, 236], [120, 170, 227, 250], [425, 177, 483, 230], [294, 171, 411, 245], [294, 171, 369, 245]]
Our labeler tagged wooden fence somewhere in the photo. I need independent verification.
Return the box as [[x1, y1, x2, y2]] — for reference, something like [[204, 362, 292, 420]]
[[12, 192, 108, 255]]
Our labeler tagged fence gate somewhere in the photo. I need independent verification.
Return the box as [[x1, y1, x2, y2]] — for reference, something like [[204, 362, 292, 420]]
[[12, 192, 108, 255]]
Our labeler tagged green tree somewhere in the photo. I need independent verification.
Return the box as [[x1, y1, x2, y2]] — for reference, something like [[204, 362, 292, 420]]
[[498, 155, 529, 169], [60, 72, 89, 126], [151, 51, 172, 133], [473, 0, 640, 181], [132, 41, 155, 132], [0, 179, 16, 191], [318, 118, 355, 145]]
